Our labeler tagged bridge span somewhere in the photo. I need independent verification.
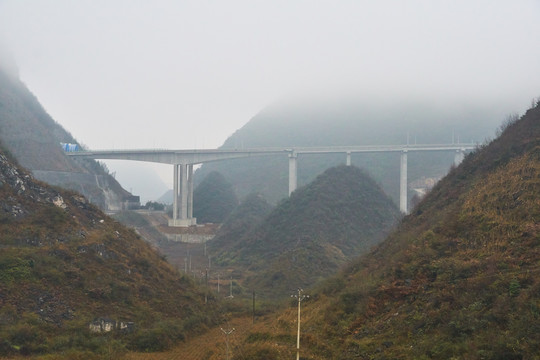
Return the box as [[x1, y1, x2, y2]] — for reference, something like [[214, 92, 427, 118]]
[[68, 144, 475, 226]]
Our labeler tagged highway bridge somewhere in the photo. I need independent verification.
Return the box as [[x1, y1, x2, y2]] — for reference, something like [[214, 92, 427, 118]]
[[68, 143, 476, 226]]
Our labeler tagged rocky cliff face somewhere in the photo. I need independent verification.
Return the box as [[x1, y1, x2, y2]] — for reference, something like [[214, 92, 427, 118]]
[[0, 152, 70, 218], [0, 63, 132, 210]]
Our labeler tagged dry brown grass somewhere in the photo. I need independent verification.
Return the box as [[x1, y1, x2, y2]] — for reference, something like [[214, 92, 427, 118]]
[[124, 316, 262, 360]]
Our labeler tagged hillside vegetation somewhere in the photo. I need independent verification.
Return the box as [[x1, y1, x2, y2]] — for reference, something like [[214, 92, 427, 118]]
[[236, 102, 540, 359], [0, 148, 216, 358], [210, 192, 273, 253], [210, 165, 401, 298], [193, 171, 238, 224]]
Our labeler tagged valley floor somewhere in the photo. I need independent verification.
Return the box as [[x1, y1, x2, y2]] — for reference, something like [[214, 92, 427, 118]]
[[124, 316, 263, 360]]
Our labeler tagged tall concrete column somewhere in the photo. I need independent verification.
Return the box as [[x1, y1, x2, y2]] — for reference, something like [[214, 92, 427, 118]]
[[346, 151, 351, 166], [180, 163, 188, 220], [454, 149, 465, 166], [169, 163, 196, 227], [400, 150, 408, 214], [288, 152, 298, 196], [188, 164, 194, 219], [172, 164, 179, 221]]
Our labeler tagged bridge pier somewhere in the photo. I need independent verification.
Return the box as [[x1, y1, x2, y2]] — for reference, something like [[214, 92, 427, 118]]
[[68, 144, 475, 222], [172, 164, 179, 221], [289, 152, 298, 196], [188, 164, 194, 218], [400, 150, 408, 214], [169, 163, 197, 227]]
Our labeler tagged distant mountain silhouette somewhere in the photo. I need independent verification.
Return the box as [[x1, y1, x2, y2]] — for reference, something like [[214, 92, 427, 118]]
[[0, 62, 132, 210], [196, 97, 505, 206]]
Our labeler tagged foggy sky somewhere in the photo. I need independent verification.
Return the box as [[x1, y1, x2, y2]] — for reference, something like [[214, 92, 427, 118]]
[[1, 1, 540, 200]]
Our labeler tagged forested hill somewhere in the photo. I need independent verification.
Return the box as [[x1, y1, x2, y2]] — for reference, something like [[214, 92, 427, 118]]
[[240, 101, 540, 359], [195, 98, 505, 205], [210, 165, 401, 298], [0, 147, 215, 358], [0, 63, 131, 210], [209, 192, 273, 254]]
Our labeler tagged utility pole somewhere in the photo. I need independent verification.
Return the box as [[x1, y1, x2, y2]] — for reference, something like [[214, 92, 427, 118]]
[[217, 273, 220, 293], [291, 288, 309, 360], [205, 268, 208, 304], [227, 276, 234, 298], [220, 326, 235, 360], [252, 290, 256, 324]]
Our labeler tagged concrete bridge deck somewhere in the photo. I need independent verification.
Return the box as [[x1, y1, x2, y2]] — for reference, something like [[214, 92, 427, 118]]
[[67, 143, 476, 226]]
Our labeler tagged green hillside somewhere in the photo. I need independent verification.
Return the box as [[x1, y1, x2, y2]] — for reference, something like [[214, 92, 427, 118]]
[[0, 63, 132, 210], [193, 171, 238, 224], [210, 165, 401, 298], [210, 192, 273, 254], [0, 147, 216, 358], [195, 98, 505, 206], [238, 101, 540, 359]]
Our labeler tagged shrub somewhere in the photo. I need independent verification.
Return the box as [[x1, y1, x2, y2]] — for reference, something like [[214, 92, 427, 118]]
[[508, 278, 521, 297], [128, 320, 185, 352], [236, 346, 280, 360]]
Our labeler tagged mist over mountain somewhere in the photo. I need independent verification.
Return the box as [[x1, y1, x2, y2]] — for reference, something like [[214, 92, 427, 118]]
[[238, 100, 540, 359], [196, 96, 509, 206], [0, 60, 133, 210], [223, 96, 499, 147]]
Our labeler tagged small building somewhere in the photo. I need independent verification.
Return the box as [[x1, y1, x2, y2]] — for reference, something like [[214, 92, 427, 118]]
[[123, 195, 141, 210], [89, 318, 135, 333], [89, 318, 116, 333]]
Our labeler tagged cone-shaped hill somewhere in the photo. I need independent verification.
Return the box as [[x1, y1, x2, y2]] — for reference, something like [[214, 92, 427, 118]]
[[210, 165, 401, 298], [193, 171, 239, 224], [238, 102, 540, 358], [0, 148, 215, 357]]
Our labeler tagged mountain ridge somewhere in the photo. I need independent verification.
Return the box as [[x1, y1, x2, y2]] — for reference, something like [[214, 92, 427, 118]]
[[235, 100, 540, 359], [195, 97, 505, 206], [0, 63, 132, 210]]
